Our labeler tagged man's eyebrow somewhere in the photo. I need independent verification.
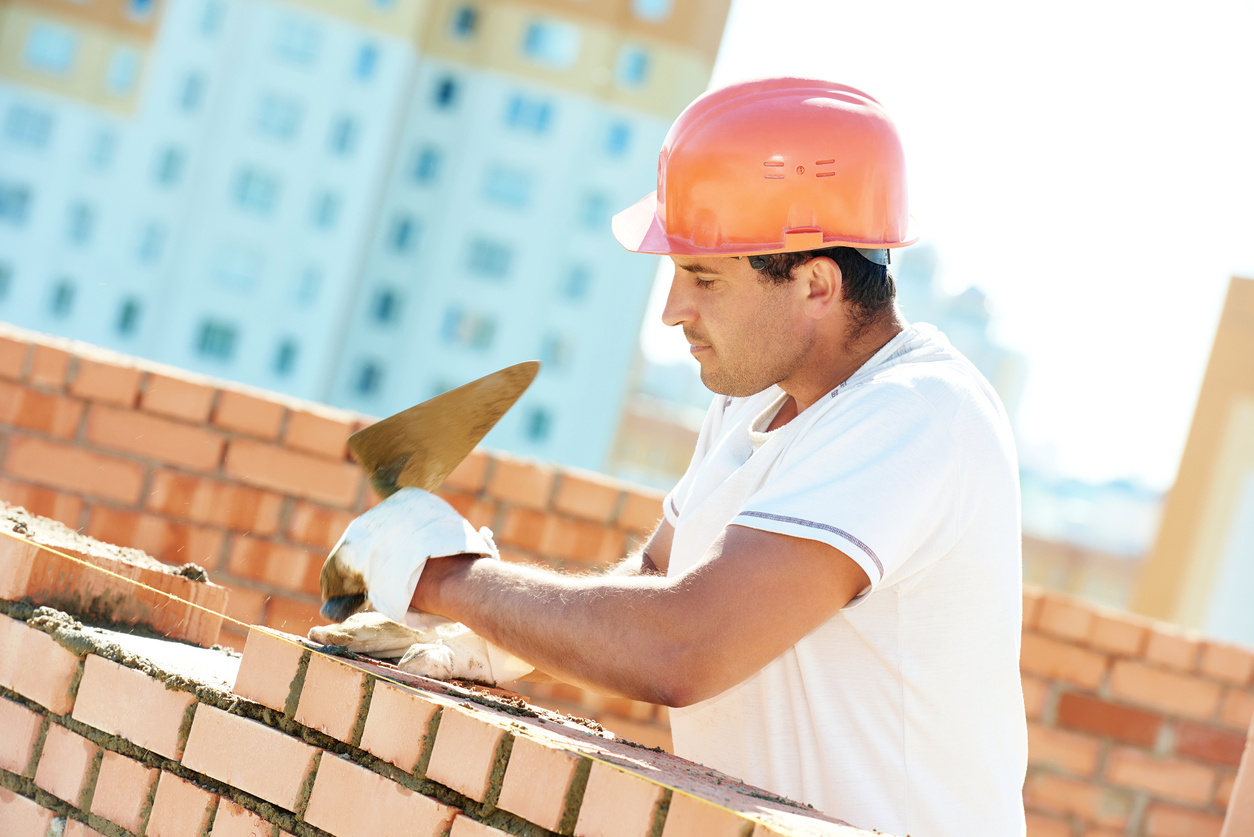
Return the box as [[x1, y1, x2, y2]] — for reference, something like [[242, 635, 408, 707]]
[[679, 261, 721, 275]]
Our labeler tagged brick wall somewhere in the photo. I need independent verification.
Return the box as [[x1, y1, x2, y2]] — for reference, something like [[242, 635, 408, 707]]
[[1, 323, 1253, 837]]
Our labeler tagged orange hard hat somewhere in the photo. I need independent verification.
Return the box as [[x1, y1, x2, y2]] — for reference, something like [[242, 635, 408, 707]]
[[612, 77, 917, 263]]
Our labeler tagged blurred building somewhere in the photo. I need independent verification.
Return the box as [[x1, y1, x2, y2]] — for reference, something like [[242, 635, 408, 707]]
[[1133, 276, 1254, 645], [0, 0, 730, 471]]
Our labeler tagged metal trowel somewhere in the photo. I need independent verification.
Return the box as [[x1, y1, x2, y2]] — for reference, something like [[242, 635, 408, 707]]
[[320, 361, 541, 621]]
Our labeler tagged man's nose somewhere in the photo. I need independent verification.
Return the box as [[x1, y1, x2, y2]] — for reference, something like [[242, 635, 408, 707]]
[[661, 273, 692, 328]]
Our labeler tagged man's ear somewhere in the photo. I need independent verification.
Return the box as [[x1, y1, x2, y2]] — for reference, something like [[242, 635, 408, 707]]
[[796, 257, 842, 320]]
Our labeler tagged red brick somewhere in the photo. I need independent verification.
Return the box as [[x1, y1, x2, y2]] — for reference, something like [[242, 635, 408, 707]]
[[1108, 660, 1222, 720], [209, 798, 274, 837], [222, 585, 268, 627], [542, 516, 625, 565], [1023, 676, 1050, 721], [1057, 692, 1162, 747], [287, 501, 353, 549], [265, 596, 329, 638], [1105, 747, 1216, 805], [1038, 595, 1095, 642], [1145, 630, 1200, 671], [0, 698, 43, 775], [146, 772, 217, 837], [1216, 772, 1235, 809], [1174, 721, 1247, 766], [72, 655, 196, 760], [426, 707, 510, 802], [0, 614, 83, 713], [86, 507, 225, 569], [141, 374, 216, 423], [486, 456, 554, 510], [575, 761, 670, 837], [660, 793, 749, 837], [1221, 689, 1254, 730], [3, 434, 145, 503], [232, 627, 308, 713], [450, 817, 512, 837], [0, 787, 56, 837], [360, 680, 440, 772], [0, 333, 30, 379], [0, 477, 83, 528], [1143, 802, 1224, 837], [225, 440, 361, 507], [69, 359, 142, 406], [618, 489, 665, 533], [434, 490, 496, 531], [295, 652, 369, 743], [304, 753, 457, 837], [182, 703, 319, 810], [1090, 613, 1147, 656], [29, 345, 70, 389], [214, 390, 285, 440], [0, 380, 85, 437], [497, 507, 547, 552], [146, 470, 282, 534], [1027, 721, 1101, 776], [65, 820, 108, 837], [91, 750, 158, 833], [498, 734, 586, 831], [553, 470, 622, 524], [1021, 632, 1109, 690], [34, 723, 99, 807], [1199, 642, 1254, 686], [1022, 588, 1043, 629], [87, 404, 224, 471], [1024, 812, 1071, 837], [443, 448, 490, 493], [284, 409, 353, 459], [227, 536, 321, 595]]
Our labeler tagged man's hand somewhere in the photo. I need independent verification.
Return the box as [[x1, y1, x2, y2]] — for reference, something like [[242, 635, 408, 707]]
[[320, 487, 498, 623]]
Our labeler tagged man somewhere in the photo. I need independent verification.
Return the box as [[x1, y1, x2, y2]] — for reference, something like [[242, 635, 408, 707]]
[[316, 78, 1028, 837]]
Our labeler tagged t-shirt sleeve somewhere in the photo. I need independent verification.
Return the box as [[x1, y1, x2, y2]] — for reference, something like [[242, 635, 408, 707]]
[[664, 395, 730, 526], [733, 383, 959, 599]]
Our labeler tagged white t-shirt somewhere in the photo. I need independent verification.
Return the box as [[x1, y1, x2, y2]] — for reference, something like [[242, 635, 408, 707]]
[[663, 324, 1027, 837]]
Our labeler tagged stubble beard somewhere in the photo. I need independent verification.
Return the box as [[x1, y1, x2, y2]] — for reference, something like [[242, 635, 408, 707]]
[[688, 327, 811, 398]]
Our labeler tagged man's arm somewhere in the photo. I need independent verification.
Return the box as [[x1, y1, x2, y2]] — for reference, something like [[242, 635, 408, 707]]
[[604, 518, 672, 577], [412, 523, 869, 707]]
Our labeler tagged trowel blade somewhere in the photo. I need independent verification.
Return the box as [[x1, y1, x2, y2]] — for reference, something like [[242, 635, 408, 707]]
[[348, 361, 540, 499]]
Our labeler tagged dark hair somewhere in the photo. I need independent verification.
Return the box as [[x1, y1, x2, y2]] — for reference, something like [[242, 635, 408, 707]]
[[755, 247, 896, 326]]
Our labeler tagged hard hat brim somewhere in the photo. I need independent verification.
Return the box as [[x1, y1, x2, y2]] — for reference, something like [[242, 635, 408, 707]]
[[611, 191, 666, 254]]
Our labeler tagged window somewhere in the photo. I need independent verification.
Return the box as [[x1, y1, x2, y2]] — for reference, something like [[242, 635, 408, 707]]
[[560, 266, 591, 300], [212, 246, 261, 290], [631, 0, 673, 22], [539, 334, 571, 369], [310, 191, 340, 229], [354, 44, 378, 80], [67, 203, 94, 245], [328, 116, 358, 155], [521, 20, 580, 68], [371, 288, 401, 323], [525, 407, 551, 442], [483, 165, 531, 209], [128, 0, 154, 19], [23, 24, 76, 76], [441, 307, 495, 349], [273, 339, 298, 375], [433, 76, 459, 109], [605, 122, 630, 156], [450, 5, 477, 37], [233, 168, 279, 213], [578, 192, 610, 229], [0, 183, 31, 225], [274, 17, 320, 65], [116, 297, 141, 335], [616, 45, 649, 88], [354, 361, 383, 395], [200, 0, 225, 36], [196, 319, 237, 360], [50, 281, 75, 317], [137, 223, 165, 263], [256, 94, 302, 140], [4, 106, 53, 148], [295, 267, 321, 305], [506, 95, 552, 134], [411, 146, 441, 183], [466, 238, 511, 278], [88, 129, 115, 169], [107, 48, 140, 96], [179, 72, 206, 112], [154, 147, 185, 185], [389, 215, 416, 251], [0, 263, 12, 300]]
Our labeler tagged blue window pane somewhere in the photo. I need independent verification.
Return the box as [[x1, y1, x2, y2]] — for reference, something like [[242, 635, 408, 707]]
[[117, 298, 142, 335], [451, 5, 477, 37], [355, 44, 378, 80], [606, 122, 630, 156], [434, 76, 459, 109], [506, 95, 552, 134]]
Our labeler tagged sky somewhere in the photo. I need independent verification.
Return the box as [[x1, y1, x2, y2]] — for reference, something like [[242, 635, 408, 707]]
[[637, 0, 1254, 490]]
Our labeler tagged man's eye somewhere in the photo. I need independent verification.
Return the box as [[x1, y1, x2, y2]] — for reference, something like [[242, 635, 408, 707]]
[[695, 278, 715, 289]]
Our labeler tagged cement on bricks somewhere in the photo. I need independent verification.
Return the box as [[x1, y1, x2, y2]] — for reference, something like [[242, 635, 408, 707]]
[[425, 706, 510, 803], [232, 627, 309, 713], [660, 793, 752, 837], [34, 723, 100, 808], [304, 753, 458, 837], [72, 654, 196, 760], [0, 787, 56, 837], [0, 697, 43, 775], [497, 734, 586, 832], [294, 652, 369, 743], [575, 762, 670, 837], [146, 772, 217, 837], [359, 680, 440, 773], [91, 750, 158, 834]]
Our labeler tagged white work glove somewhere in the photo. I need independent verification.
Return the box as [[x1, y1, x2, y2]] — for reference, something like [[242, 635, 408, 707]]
[[320, 487, 498, 624], [308, 611, 534, 686]]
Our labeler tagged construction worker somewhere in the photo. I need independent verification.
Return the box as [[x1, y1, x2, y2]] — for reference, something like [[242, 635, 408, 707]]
[[314, 78, 1028, 837]]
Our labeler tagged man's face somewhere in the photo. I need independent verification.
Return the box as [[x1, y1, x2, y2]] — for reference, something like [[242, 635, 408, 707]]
[[662, 256, 814, 397]]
